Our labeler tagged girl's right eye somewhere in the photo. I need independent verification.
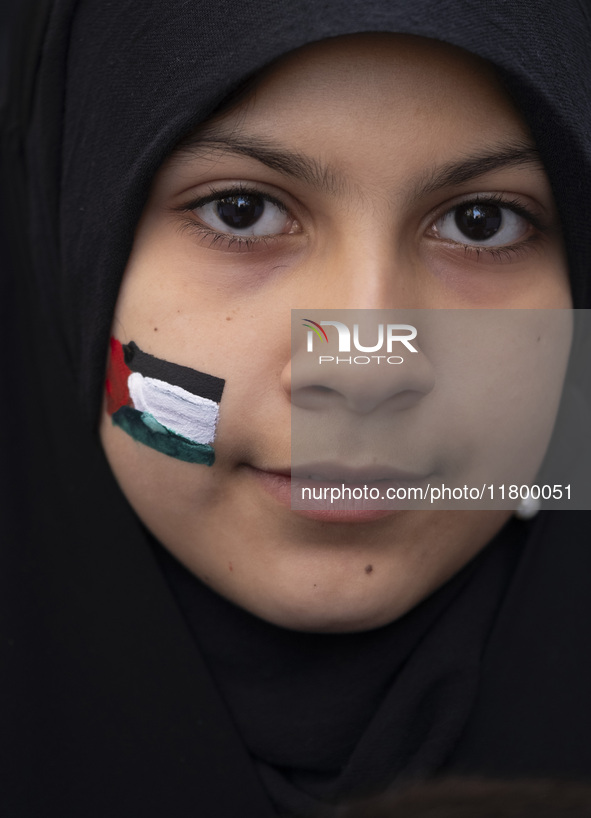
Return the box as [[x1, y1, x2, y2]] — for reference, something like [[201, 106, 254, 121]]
[[191, 189, 299, 237]]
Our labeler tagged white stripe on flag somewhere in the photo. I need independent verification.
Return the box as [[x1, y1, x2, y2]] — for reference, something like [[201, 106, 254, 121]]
[[128, 372, 220, 445]]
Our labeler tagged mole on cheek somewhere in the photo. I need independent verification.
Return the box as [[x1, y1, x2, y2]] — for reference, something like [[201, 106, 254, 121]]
[[365, 565, 373, 574]]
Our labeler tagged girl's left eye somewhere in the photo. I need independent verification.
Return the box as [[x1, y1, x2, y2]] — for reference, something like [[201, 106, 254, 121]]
[[192, 191, 297, 236], [433, 200, 533, 247]]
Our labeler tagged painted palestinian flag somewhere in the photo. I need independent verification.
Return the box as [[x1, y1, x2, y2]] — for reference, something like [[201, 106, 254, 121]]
[[105, 337, 225, 466]]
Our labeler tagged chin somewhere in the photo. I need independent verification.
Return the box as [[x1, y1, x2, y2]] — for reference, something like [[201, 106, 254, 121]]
[[259, 601, 408, 634], [243, 574, 417, 633]]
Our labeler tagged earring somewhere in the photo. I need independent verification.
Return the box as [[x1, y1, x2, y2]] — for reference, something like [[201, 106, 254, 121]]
[[514, 492, 541, 520]]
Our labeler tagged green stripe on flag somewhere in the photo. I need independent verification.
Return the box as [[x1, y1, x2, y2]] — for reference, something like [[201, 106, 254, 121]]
[[112, 405, 215, 466]]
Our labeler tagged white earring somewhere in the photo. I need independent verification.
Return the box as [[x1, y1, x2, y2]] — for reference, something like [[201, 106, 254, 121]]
[[514, 493, 541, 520]]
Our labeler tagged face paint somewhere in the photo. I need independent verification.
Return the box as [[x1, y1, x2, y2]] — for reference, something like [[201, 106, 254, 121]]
[[105, 338, 225, 465]]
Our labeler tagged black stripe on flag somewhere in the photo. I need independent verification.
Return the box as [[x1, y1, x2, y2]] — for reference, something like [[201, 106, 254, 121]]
[[123, 342, 225, 404]]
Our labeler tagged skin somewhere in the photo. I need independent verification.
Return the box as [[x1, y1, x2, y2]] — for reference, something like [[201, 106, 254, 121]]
[[100, 34, 571, 632]]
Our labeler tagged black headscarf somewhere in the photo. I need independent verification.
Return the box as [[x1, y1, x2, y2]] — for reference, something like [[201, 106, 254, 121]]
[[2, 1, 591, 816]]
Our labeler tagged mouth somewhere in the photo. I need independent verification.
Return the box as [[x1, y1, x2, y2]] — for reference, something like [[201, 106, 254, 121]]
[[247, 462, 431, 523], [291, 462, 428, 483]]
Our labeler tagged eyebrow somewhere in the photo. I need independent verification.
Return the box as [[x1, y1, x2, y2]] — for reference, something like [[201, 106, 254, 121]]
[[175, 134, 348, 196], [174, 133, 543, 200], [412, 143, 543, 199]]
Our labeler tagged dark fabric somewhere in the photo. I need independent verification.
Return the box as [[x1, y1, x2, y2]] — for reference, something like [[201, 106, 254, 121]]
[[448, 511, 591, 778], [155, 525, 523, 816], [2, 1, 591, 817]]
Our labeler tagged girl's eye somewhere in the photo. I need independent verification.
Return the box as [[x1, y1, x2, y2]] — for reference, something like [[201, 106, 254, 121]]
[[193, 192, 296, 236], [434, 201, 530, 246]]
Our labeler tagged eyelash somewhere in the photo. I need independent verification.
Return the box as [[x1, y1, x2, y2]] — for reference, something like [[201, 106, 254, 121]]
[[432, 192, 546, 263], [177, 184, 291, 252], [176, 185, 546, 259]]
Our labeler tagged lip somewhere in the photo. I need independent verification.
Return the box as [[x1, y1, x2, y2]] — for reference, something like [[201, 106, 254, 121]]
[[248, 462, 429, 523], [291, 462, 428, 483]]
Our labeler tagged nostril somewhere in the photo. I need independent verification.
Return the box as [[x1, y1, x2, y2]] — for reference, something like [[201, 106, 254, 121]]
[[341, 388, 426, 414], [292, 384, 338, 410], [386, 389, 426, 412]]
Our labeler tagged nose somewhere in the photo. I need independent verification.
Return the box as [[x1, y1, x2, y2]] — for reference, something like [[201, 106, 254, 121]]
[[283, 312, 435, 415], [279, 212, 438, 415]]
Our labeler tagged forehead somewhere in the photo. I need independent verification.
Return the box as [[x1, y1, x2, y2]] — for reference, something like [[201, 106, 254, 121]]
[[248, 33, 515, 112], [224, 37, 523, 129], [169, 34, 540, 205]]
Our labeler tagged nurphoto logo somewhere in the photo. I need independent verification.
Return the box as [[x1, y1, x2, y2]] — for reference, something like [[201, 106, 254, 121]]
[[303, 318, 418, 365]]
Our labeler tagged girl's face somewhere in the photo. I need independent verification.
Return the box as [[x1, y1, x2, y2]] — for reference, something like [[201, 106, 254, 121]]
[[100, 35, 570, 632]]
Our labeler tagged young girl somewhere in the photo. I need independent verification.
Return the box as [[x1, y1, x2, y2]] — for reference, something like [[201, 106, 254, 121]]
[[2, 1, 591, 816]]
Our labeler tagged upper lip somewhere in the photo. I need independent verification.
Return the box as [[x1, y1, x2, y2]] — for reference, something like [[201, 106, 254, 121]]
[[269, 462, 430, 483]]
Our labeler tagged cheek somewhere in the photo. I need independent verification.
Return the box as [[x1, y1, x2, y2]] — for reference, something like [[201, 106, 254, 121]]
[[420, 242, 572, 308], [435, 308, 573, 495], [99, 411, 224, 565]]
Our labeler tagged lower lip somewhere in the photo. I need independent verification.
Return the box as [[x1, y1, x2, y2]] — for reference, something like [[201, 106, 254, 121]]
[[248, 468, 404, 523]]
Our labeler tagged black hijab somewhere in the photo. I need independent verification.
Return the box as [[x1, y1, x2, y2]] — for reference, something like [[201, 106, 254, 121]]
[[2, 1, 591, 816]]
